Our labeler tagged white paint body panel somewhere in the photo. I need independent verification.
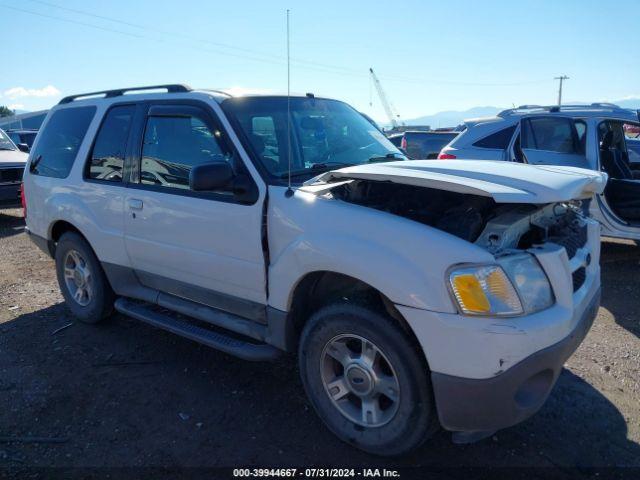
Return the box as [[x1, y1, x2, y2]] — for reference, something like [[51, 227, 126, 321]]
[[312, 160, 606, 204]]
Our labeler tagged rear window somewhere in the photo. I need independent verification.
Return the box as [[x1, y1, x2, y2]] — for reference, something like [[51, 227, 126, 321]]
[[472, 125, 516, 149], [30, 107, 96, 178]]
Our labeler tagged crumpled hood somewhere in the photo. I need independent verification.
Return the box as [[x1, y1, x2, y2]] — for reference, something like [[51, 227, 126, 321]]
[[306, 159, 607, 204], [0, 149, 28, 168]]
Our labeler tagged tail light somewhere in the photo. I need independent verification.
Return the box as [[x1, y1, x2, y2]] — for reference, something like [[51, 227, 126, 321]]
[[20, 182, 26, 218], [437, 152, 457, 159], [400, 136, 407, 150]]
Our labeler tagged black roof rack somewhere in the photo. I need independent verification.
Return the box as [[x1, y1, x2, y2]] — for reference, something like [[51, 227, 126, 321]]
[[58, 84, 192, 104]]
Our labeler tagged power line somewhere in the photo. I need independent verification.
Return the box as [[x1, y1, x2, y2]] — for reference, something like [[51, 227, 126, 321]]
[[2, 1, 558, 89]]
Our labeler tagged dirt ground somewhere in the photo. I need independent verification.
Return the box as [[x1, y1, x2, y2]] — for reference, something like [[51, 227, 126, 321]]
[[0, 207, 639, 476]]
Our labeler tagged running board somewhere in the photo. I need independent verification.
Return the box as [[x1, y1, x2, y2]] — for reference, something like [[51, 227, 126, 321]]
[[114, 299, 281, 361]]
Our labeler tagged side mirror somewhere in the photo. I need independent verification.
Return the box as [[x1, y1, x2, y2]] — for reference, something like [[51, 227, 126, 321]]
[[17, 143, 30, 153], [189, 162, 234, 191]]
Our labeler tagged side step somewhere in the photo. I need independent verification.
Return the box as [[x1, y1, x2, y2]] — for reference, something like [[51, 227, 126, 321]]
[[114, 299, 281, 362]]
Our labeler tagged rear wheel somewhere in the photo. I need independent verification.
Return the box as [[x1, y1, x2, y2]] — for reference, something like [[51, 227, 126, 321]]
[[55, 232, 115, 324], [298, 303, 438, 456]]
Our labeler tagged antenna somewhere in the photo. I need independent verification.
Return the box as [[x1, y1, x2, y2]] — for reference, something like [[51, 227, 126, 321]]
[[285, 9, 294, 198]]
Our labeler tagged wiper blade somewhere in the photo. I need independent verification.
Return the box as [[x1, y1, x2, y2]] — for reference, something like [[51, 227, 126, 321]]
[[367, 153, 405, 163], [279, 162, 357, 178], [29, 155, 42, 173]]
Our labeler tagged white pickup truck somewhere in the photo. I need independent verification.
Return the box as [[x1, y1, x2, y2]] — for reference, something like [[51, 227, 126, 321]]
[[23, 85, 605, 455]]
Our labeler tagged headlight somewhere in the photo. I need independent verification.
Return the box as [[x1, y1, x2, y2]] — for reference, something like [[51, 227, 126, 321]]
[[449, 265, 523, 316], [499, 253, 554, 314], [449, 255, 554, 317]]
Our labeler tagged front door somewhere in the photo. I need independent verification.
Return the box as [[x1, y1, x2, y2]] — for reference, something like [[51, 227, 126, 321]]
[[123, 102, 266, 317]]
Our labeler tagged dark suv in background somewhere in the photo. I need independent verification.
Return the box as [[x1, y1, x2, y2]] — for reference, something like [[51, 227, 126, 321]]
[[401, 131, 458, 159]]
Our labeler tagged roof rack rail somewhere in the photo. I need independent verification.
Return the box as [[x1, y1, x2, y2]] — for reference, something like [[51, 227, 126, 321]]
[[498, 102, 628, 117], [58, 84, 192, 104]]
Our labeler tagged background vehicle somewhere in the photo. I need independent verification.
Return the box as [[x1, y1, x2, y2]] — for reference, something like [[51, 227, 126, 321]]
[[401, 131, 458, 159], [0, 128, 28, 208], [439, 104, 640, 242], [5, 128, 38, 152], [23, 85, 604, 455]]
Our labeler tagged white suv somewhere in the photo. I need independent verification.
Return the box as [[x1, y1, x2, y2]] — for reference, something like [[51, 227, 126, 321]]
[[23, 85, 605, 455], [439, 104, 640, 242]]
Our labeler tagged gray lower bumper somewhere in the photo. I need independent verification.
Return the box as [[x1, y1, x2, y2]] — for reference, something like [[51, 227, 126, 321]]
[[26, 228, 54, 258], [431, 288, 601, 433]]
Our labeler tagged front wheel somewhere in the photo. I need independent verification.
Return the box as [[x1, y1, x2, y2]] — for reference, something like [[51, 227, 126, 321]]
[[298, 303, 438, 456], [55, 231, 115, 324]]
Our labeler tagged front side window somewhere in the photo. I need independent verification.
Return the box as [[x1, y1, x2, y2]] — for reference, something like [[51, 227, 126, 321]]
[[522, 117, 579, 154], [87, 105, 135, 182], [30, 107, 96, 178], [140, 113, 232, 190], [222, 97, 404, 181]]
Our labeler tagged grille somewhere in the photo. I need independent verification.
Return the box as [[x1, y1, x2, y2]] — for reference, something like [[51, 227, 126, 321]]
[[0, 167, 23, 184], [572, 267, 586, 292], [549, 224, 588, 259]]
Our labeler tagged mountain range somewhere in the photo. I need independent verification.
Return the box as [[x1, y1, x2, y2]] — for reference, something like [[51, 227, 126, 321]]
[[402, 98, 640, 129]]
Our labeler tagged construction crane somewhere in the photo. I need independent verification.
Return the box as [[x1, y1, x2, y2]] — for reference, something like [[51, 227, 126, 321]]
[[369, 68, 404, 129]]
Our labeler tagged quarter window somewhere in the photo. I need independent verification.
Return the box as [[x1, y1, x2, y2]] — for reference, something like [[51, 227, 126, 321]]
[[472, 125, 516, 149], [140, 114, 232, 190], [87, 105, 135, 182], [29, 107, 96, 178]]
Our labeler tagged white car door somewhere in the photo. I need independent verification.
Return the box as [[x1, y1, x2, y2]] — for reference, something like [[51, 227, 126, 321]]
[[123, 102, 267, 320], [513, 115, 590, 168]]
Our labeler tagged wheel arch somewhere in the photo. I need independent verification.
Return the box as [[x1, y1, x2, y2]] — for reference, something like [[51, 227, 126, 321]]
[[285, 270, 429, 368]]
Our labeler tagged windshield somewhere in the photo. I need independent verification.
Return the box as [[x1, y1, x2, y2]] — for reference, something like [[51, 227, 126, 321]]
[[0, 129, 16, 151], [221, 97, 404, 180]]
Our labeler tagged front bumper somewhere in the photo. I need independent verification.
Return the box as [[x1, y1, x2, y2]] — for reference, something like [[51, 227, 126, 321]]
[[431, 287, 600, 432]]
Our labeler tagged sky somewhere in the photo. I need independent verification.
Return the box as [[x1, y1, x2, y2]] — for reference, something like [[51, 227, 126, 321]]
[[1, 0, 639, 123]]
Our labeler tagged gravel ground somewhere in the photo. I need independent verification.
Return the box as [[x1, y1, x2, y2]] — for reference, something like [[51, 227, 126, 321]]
[[0, 207, 639, 476]]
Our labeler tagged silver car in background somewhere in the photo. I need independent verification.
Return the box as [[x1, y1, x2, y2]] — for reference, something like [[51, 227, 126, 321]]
[[439, 104, 640, 243]]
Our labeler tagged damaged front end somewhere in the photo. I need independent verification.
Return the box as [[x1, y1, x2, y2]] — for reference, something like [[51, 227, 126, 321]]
[[327, 179, 588, 255]]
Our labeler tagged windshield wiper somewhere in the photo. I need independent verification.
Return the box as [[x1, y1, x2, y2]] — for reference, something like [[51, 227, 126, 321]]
[[279, 162, 357, 178], [29, 155, 42, 173], [367, 153, 405, 163]]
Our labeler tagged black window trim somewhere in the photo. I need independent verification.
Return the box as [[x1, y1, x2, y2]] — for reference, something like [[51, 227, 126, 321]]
[[126, 99, 260, 205]]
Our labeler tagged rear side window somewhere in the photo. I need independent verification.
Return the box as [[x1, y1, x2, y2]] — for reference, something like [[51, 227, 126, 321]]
[[472, 125, 516, 149], [30, 107, 96, 178], [522, 117, 578, 154], [87, 105, 135, 182]]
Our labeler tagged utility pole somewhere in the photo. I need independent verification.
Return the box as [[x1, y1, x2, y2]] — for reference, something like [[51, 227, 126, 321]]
[[554, 76, 569, 106]]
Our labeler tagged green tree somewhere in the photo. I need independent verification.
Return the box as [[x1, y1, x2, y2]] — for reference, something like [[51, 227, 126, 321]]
[[0, 106, 15, 118]]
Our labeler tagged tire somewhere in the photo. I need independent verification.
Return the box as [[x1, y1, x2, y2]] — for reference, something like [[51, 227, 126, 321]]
[[298, 302, 438, 456], [55, 231, 115, 324]]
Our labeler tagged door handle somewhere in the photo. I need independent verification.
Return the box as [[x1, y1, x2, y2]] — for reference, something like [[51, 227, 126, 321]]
[[128, 199, 143, 210]]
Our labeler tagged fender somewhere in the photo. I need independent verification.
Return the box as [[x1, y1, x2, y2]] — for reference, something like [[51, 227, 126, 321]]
[[267, 186, 495, 313]]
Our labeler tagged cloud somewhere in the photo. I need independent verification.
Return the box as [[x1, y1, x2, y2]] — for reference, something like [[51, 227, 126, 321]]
[[8, 104, 25, 110], [3, 85, 61, 99]]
